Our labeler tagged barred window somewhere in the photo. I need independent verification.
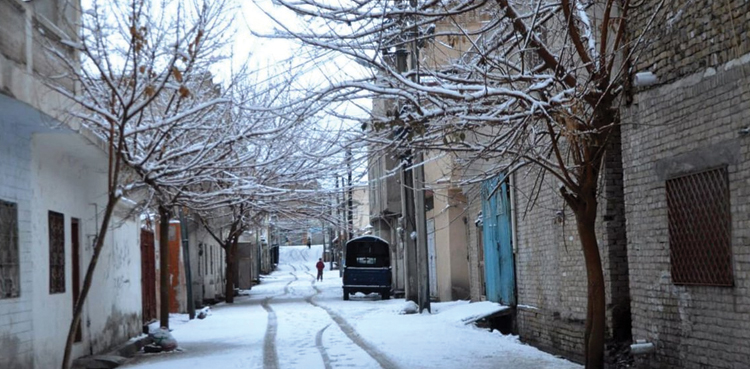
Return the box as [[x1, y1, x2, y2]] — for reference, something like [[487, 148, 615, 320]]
[[666, 167, 733, 286], [49, 211, 65, 294], [0, 200, 20, 299]]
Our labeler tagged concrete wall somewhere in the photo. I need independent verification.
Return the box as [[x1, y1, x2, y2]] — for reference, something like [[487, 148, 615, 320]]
[[351, 185, 370, 236], [424, 152, 469, 301], [31, 133, 142, 369], [463, 183, 485, 302]]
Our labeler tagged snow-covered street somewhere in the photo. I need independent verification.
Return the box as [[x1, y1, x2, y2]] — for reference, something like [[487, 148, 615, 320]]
[[121, 245, 581, 369]]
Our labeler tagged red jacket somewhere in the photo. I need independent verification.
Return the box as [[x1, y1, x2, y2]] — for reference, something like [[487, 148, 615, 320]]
[[316, 261, 325, 271]]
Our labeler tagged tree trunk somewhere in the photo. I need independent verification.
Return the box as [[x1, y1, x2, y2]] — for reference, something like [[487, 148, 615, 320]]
[[574, 199, 606, 369], [159, 205, 171, 328], [224, 237, 238, 303], [61, 196, 118, 369]]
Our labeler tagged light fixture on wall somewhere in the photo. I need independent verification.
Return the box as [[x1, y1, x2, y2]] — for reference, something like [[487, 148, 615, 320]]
[[633, 71, 658, 87], [554, 210, 565, 224]]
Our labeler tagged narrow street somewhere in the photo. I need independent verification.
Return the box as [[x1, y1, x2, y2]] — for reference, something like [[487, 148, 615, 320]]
[[121, 245, 581, 369]]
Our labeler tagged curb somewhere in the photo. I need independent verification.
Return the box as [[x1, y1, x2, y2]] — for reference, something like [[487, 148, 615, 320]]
[[72, 335, 152, 369]]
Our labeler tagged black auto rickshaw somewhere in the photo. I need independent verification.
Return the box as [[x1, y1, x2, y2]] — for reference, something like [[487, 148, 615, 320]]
[[342, 236, 392, 300]]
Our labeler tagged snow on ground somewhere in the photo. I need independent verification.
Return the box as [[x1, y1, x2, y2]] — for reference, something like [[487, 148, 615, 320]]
[[121, 245, 581, 369]]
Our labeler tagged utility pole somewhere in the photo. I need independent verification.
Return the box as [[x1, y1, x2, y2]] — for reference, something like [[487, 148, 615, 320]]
[[395, 47, 419, 302], [346, 149, 354, 240], [340, 175, 348, 276], [413, 152, 430, 312], [409, 4, 430, 313]]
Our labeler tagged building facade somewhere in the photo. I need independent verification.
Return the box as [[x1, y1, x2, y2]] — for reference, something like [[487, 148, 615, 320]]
[[622, 1, 750, 367], [0, 1, 145, 368]]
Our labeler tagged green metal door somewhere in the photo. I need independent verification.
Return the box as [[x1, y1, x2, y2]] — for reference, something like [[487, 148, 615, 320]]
[[481, 176, 515, 305]]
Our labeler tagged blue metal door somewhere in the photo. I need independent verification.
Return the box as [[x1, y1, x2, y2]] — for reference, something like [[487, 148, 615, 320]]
[[481, 176, 516, 305]]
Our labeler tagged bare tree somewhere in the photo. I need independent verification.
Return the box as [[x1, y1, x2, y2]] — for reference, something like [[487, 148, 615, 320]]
[[256, 0, 661, 366]]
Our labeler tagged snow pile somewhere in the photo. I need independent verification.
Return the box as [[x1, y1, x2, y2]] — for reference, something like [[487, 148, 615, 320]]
[[196, 306, 210, 320], [399, 300, 419, 314], [433, 300, 511, 325], [148, 327, 177, 352]]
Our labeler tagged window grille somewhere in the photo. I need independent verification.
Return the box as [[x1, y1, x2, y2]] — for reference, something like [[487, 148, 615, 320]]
[[0, 200, 20, 299], [666, 167, 733, 286], [49, 211, 66, 294]]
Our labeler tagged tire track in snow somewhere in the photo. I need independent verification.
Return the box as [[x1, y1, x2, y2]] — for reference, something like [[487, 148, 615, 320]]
[[262, 266, 301, 369], [283, 273, 298, 295], [260, 297, 279, 369], [315, 324, 333, 369], [305, 280, 401, 369]]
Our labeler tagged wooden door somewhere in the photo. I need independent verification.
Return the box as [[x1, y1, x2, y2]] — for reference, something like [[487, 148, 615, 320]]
[[140, 229, 157, 323], [71, 219, 82, 342]]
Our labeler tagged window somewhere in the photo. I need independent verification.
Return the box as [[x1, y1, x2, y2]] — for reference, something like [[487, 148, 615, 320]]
[[49, 211, 66, 294], [425, 190, 434, 212], [666, 167, 733, 286], [0, 200, 20, 299]]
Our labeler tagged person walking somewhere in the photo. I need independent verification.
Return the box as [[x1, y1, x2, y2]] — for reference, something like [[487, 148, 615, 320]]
[[316, 258, 325, 281]]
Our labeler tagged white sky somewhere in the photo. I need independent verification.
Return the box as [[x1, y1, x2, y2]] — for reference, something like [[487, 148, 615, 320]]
[[121, 245, 581, 369]]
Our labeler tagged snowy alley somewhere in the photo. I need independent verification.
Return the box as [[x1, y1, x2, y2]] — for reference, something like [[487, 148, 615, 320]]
[[120, 245, 580, 369]]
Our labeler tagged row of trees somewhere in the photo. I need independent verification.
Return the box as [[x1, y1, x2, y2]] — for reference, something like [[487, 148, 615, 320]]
[[42, 1, 357, 368], [256, 0, 655, 367], [42, 0, 661, 367]]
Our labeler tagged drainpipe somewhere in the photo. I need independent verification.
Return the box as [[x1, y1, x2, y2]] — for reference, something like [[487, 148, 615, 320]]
[[178, 208, 195, 319], [256, 227, 261, 282]]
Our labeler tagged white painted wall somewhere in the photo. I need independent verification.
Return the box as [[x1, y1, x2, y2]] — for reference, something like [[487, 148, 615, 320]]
[[1, 2, 138, 367], [30, 133, 143, 368], [0, 96, 36, 369], [424, 153, 470, 302]]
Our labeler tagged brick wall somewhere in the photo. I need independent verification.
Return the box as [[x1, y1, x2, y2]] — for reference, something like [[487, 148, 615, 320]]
[[513, 165, 588, 363], [513, 131, 631, 365], [0, 102, 35, 369], [622, 58, 750, 368], [624, 1, 750, 367], [629, 0, 750, 85]]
